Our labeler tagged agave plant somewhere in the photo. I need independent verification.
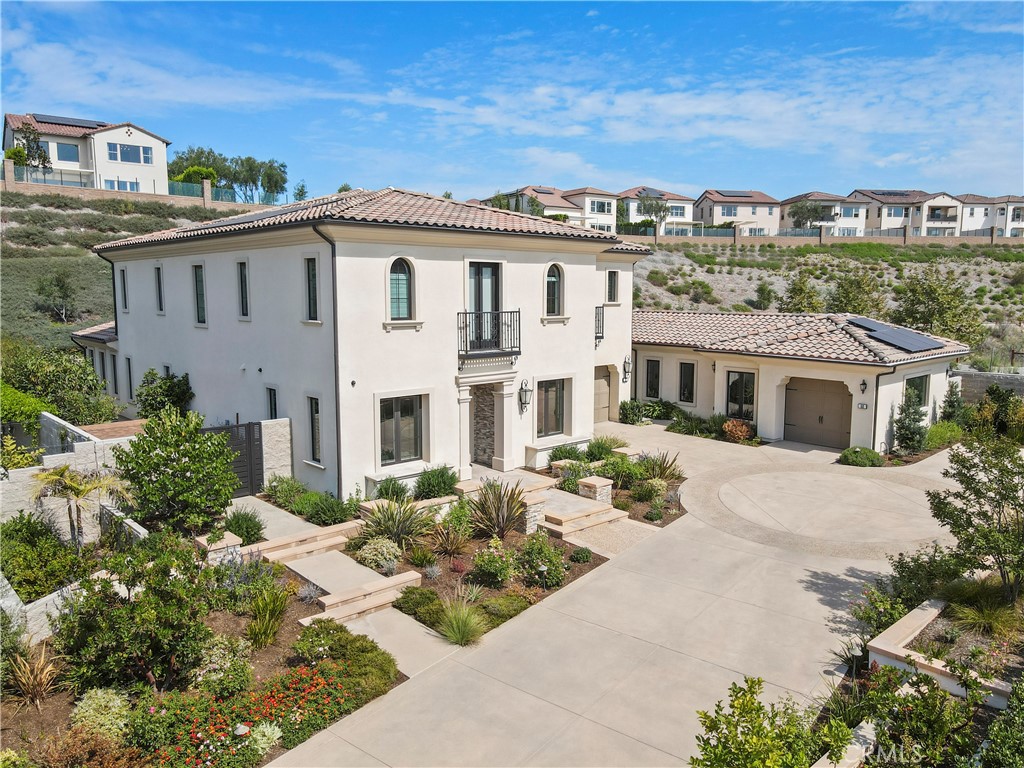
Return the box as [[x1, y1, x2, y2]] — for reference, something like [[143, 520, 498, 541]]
[[362, 499, 435, 551], [469, 480, 526, 540], [637, 451, 683, 482]]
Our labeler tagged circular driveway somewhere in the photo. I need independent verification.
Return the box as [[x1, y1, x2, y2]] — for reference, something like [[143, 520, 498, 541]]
[[681, 462, 953, 560]]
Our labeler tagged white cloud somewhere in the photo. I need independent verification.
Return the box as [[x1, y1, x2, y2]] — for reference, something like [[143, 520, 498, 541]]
[[893, 3, 1023, 35], [586, 9, 599, 17]]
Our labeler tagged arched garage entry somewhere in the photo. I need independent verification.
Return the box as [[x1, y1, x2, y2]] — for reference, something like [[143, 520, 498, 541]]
[[783, 377, 852, 449]]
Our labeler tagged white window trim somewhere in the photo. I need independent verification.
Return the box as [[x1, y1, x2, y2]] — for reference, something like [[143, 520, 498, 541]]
[[903, 374, 930, 412], [305, 392, 324, 468], [302, 253, 322, 325], [154, 263, 165, 316], [542, 260, 569, 321], [119, 267, 129, 313], [373, 386, 434, 473], [605, 270, 621, 306], [383, 253, 424, 331], [532, 373, 575, 442]]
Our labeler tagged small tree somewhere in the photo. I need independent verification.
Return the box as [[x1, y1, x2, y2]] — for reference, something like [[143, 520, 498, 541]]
[[940, 380, 965, 424], [292, 180, 308, 201], [171, 165, 217, 185], [112, 408, 238, 534], [14, 125, 51, 171], [35, 268, 78, 323], [441, 190, 453, 199], [890, 266, 984, 347], [752, 279, 776, 310], [133, 368, 194, 417], [786, 200, 826, 229], [337, 182, 353, 193], [927, 433, 1024, 603], [527, 196, 545, 217], [825, 269, 888, 317], [893, 388, 927, 454], [777, 271, 824, 313], [616, 199, 629, 229], [4, 146, 28, 165], [637, 193, 670, 245], [33, 465, 130, 551]]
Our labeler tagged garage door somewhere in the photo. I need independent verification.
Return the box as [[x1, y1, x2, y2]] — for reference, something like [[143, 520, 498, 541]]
[[594, 367, 611, 423], [784, 378, 852, 449]]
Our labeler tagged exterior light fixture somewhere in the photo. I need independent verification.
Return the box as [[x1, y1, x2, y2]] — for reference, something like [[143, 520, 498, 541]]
[[622, 356, 633, 382], [518, 380, 533, 412], [538, 563, 548, 590], [860, 380, 868, 395]]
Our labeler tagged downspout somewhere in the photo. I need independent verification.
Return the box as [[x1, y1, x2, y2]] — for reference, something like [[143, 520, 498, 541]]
[[872, 365, 897, 452], [94, 250, 118, 339], [311, 224, 343, 498]]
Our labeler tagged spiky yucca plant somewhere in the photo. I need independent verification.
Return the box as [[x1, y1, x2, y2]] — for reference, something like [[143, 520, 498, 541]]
[[470, 481, 526, 540], [362, 499, 435, 551]]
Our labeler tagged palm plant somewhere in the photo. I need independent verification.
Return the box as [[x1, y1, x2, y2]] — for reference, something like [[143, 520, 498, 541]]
[[469, 480, 526, 540], [33, 465, 131, 551]]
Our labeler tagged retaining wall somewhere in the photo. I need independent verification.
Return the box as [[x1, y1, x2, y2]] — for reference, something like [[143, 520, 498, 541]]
[[954, 371, 1024, 402], [626, 233, 1020, 248]]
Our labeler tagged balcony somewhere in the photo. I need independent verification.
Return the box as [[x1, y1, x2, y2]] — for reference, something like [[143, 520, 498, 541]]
[[457, 310, 521, 364], [926, 214, 958, 223], [595, 306, 605, 341]]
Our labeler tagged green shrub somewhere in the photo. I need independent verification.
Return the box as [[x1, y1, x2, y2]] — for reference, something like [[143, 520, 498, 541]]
[[612, 496, 632, 511], [636, 451, 683, 481], [132, 369, 194, 418], [0, 610, 29, 693], [413, 465, 458, 500], [597, 454, 646, 489], [292, 491, 354, 526], [569, 547, 593, 564], [264, 474, 307, 509], [478, 594, 531, 628], [292, 619, 388, 669], [618, 400, 644, 425], [0, 511, 91, 602], [549, 444, 585, 464], [838, 446, 884, 467], [886, 544, 966, 608], [194, 634, 252, 697], [224, 506, 265, 545], [441, 498, 472, 535], [0, 749, 34, 767], [631, 478, 667, 503], [354, 536, 402, 571], [0, 382, 54, 436], [584, 435, 628, 462], [642, 399, 679, 420], [408, 545, 437, 567], [471, 537, 518, 588], [246, 584, 288, 650], [644, 507, 664, 522], [437, 600, 489, 645], [393, 586, 442, 616], [893, 388, 927, 454], [70, 687, 132, 742], [982, 682, 1024, 768], [414, 599, 446, 629], [362, 499, 434, 550], [432, 519, 469, 558], [517, 531, 567, 588], [850, 585, 907, 637], [373, 476, 409, 502], [706, 413, 728, 436], [924, 420, 963, 450], [556, 460, 592, 494], [469, 480, 526, 539]]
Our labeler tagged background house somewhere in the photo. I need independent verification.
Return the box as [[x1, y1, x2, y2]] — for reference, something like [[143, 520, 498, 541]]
[[848, 190, 967, 236], [617, 186, 697, 236], [78, 189, 645, 497], [3, 113, 171, 194], [488, 185, 618, 232], [779, 192, 868, 236], [694, 190, 781, 235], [631, 311, 968, 452]]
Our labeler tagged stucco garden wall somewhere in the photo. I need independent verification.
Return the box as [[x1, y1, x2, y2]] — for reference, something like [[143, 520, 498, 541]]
[[955, 370, 1024, 401]]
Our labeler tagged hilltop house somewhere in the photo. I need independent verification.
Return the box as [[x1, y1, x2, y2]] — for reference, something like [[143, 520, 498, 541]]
[[960, 195, 1024, 238], [488, 186, 619, 233], [3, 113, 171, 195], [632, 311, 968, 452], [76, 189, 645, 497], [847, 190, 964, 237], [617, 186, 698, 236], [779, 192, 869, 237], [694, 190, 781, 235]]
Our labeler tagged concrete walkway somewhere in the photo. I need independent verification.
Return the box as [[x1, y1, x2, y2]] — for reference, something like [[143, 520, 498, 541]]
[[271, 428, 954, 767], [230, 495, 318, 540]]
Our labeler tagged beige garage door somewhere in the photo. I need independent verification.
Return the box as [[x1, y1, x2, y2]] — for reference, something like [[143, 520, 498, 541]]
[[594, 367, 611, 423], [784, 377, 852, 449]]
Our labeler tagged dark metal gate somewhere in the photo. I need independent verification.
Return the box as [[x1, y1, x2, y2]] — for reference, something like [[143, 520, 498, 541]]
[[202, 422, 264, 497]]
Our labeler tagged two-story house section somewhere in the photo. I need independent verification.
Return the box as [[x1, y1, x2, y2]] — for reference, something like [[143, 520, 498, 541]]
[[993, 195, 1024, 237], [560, 187, 618, 232], [487, 186, 618, 233], [78, 189, 646, 497], [956, 194, 998, 235], [3, 113, 171, 194], [848, 190, 964, 236], [778, 192, 868, 236], [617, 186, 697, 236], [694, 190, 781, 235]]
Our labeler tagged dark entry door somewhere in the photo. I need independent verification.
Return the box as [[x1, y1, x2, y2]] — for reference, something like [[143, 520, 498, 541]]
[[468, 263, 501, 350], [201, 422, 264, 496]]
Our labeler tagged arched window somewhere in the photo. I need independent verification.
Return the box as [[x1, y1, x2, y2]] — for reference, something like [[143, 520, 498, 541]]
[[545, 264, 562, 316], [390, 258, 412, 320]]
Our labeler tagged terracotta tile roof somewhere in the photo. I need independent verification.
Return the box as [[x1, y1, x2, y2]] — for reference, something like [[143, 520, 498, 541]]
[[850, 189, 938, 205], [95, 188, 624, 252], [698, 189, 780, 204], [71, 321, 117, 344], [780, 191, 852, 205], [994, 194, 1024, 204], [517, 186, 580, 210], [617, 186, 695, 202], [606, 241, 651, 255], [632, 311, 968, 365], [5, 114, 170, 144], [562, 186, 617, 197], [957, 193, 997, 204]]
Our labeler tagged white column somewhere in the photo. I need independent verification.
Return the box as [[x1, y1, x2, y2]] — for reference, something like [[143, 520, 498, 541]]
[[490, 380, 518, 471], [457, 384, 473, 480]]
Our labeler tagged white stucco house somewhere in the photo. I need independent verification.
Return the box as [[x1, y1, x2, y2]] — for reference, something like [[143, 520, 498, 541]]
[[694, 190, 781, 235], [488, 186, 618, 233], [76, 189, 646, 497], [631, 311, 968, 452], [848, 190, 968, 237], [779, 192, 869, 236], [3, 113, 171, 195], [617, 186, 698, 236]]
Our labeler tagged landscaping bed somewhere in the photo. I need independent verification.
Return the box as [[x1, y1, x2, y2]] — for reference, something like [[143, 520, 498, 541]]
[[0, 511, 103, 603], [612, 485, 687, 527]]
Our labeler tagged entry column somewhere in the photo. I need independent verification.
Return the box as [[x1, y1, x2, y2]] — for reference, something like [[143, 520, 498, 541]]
[[490, 379, 518, 471], [457, 384, 473, 480]]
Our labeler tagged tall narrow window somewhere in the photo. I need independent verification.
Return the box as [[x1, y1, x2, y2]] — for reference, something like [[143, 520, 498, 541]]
[[726, 371, 755, 420], [389, 259, 412, 320], [237, 261, 250, 318], [679, 362, 695, 404], [126, 357, 134, 400], [645, 359, 660, 399], [305, 258, 318, 321], [380, 395, 423, 465], [267, 388, 278, 419], [154, 266, 164, 312], [545, 264, 563, 316], [119, 268, 128, 310], [98, 351, 107, 383], [110, 354, 118, 395], [308, 397, 321, 463], [606, 271, 618, 303], [536, 380, 565, 437], [193, 265, 206, 324]]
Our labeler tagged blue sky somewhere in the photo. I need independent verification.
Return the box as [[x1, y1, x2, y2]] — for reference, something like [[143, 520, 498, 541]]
[[2, 1, 1022, 201]]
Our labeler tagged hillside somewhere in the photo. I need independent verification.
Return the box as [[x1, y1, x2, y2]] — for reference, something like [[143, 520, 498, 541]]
[[633, 240, 1024, 368], [0, 191, 244, 349]]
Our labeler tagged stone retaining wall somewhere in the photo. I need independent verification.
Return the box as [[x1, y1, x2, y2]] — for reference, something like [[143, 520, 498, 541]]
[[954, 371, 1024, 402]]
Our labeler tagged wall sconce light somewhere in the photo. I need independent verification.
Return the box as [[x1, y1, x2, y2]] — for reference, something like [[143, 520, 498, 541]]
[[711, 362, 716, 372], [860, 379, 868, 395], [518, 380, 533, 412], [622, 356, 633, 382]]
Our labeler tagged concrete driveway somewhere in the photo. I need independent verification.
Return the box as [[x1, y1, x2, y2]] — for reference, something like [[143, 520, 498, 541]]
[[271, 427, 954, 767]]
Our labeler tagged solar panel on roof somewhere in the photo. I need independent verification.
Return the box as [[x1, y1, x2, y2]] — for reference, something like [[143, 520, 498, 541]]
[[848, 317, 889, 333], [535, 189, 554, 194], [873, 190, 909, 197], [186, 208, 289, 232], [31, 114, 108, 129], [718, 190, 753, 197], [848, 317, 944, 353]]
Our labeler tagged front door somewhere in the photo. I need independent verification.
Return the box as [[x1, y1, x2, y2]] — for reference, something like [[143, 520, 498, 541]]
[[468, 263, 501, 350], [594, 367, 611, 423]]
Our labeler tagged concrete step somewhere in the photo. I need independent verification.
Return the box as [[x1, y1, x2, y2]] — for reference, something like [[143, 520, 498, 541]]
[[317, 571, 421, 611], [264, 533, 351, 564], [300, 589, 403, 625], [239, 519, 364, 559], [543, 497, 615, 526], [540, 507, 628, 539]]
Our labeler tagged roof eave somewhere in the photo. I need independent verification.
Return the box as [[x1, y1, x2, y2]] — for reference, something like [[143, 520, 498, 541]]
[[631, 340, 969, 366]]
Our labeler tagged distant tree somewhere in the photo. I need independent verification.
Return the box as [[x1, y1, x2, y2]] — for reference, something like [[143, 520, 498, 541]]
[[527, 196, 545, 217], [4, 146, 28, 166], [893, 388, 926, 455], [292, 179, 308, 202], [752, 279, 776, 310], [337, 183, 353, 193], [777, 271, 824, 313], [786, 201, 827, 229], [488, 190, 510, 210], [825, 269, 888, 317], [12, 124, 51, 171], [167, 146, 233, 185], [441, 191, 453, 199], [260, 159, 288, 196], [890, 266, 984, 347], [616, 199, 629, 229], [637, 193, 670, 245], [171, 166, 217, 185], [133, 368, 194, 418], [35, 268, 78, 323]]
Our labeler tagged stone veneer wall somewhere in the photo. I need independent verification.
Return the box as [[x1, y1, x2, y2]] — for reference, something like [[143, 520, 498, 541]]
[[260, 418, 293, 482], [471, 384, 495, 466], [954, 371, 1024, 402]]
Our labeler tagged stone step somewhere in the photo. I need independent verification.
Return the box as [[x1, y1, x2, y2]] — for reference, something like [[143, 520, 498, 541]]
[[317, 571, 421, 610], [540, 507, 628, 539], [264, 533, 351, 564], [300, 589, 403, 625], [239, 519, 364, 559], [542, 497, 614, 526]]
